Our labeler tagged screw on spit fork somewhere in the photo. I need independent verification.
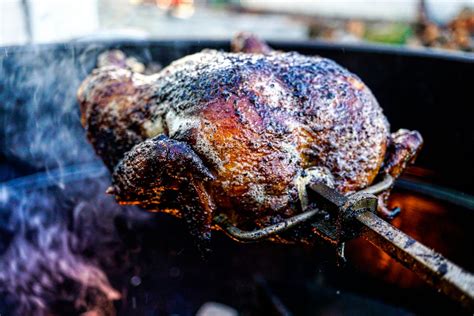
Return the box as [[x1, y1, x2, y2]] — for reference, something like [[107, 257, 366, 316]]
[[214, 177, 386, 249], [214, 175, 394, 244], [307, 182, 378, 255]]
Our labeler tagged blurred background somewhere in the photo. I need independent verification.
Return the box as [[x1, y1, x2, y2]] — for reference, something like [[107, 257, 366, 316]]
[[1, 0, 473, 52]]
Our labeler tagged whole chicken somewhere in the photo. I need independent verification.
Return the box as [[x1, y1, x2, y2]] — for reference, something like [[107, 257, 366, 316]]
[[78, 34, 422, 248]]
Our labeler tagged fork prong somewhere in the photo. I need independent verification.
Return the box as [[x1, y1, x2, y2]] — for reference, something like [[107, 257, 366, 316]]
[[213, 209, 319, 242]]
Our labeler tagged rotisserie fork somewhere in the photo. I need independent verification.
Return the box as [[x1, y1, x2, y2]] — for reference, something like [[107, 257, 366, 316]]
[[214, 175, 474, 310]]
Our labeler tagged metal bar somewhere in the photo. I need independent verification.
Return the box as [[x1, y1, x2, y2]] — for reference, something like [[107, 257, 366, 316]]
[[356, 211, 474, 311], [358, 174, 394, 195], [214, 209, 320, 242]]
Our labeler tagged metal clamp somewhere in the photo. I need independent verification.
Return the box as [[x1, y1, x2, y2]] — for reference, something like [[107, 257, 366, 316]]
[[307, 182, 377, 243]]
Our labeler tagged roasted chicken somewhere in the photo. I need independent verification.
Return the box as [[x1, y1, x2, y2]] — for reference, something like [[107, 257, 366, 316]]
[[77, 33, 422, 248]]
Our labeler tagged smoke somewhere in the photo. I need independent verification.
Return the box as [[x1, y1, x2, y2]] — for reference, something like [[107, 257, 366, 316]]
[[0, 44, 155, 315], [0, 44, 99, 171], [0, 174, 156, 315]]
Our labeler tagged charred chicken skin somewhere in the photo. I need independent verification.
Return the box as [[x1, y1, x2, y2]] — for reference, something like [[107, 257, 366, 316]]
[[77, 34, 422, 248]]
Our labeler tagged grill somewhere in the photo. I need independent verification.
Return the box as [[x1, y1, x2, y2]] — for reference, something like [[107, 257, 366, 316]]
[[0, 39, 473, 315]]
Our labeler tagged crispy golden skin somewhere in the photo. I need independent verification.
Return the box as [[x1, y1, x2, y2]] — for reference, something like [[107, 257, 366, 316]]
[[78, 34, 422, 246]]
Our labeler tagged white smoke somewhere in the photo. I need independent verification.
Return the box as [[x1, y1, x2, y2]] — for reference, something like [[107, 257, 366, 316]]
[[0, 44, 154, 315]]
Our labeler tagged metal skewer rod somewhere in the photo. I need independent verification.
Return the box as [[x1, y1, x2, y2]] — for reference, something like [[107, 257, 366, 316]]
[[355, 210, 474, 311]]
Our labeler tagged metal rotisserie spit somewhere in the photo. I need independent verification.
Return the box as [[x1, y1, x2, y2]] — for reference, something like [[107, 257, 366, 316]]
[[0, 38, 473, 315]]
